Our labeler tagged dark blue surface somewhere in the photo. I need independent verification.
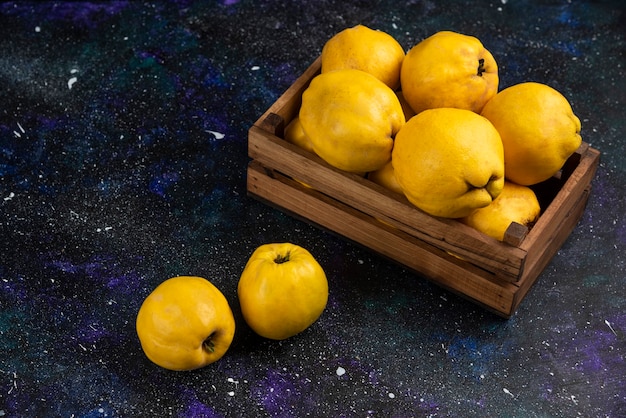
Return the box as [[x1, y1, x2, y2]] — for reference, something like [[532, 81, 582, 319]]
[[1, 1, 624, 417]]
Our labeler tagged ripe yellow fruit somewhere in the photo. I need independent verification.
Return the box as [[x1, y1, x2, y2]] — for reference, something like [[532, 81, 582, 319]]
[[400, 31, 499, 114], [460, 181, 541, 241], [321, 24, 405, 90], [392, 108, 505, 218], [395, 90, 417, 120], [284, 116, 315, 154], [367, 160, 403, 195], [136, 276, 236, 371], [238, 243, 328, 340], [481, 82, 582, 185], [299, 69, 405, 173]]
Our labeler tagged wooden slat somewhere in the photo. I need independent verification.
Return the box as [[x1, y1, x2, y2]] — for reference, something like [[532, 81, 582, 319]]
[[247, 161, 519, 317]]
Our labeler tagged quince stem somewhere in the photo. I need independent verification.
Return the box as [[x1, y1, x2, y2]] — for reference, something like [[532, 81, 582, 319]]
[[477, 59, 485, 76], [274, 251, 291, 264]]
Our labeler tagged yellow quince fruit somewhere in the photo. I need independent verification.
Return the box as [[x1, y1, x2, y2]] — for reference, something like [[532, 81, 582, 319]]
[[284, 116, 315, 154], [481, 82, 582, 185], [367, 160, 404, 195], [401, 31, 499, 114], [321, 24, 405, 90], [299, 69, 405, 173], [136, 276, 235, 371], [238, 243, 328, 340], [392, 108, 505, 218], [395, 90, 417, 120], [460, 181, 541, 241]]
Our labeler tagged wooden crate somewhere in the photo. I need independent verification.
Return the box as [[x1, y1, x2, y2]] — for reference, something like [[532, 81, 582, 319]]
[[246, 57, 601, 318]]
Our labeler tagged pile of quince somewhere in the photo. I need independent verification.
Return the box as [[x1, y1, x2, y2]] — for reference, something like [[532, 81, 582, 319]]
[[287, 25, 582, 241], [136, 243, 329, 371]]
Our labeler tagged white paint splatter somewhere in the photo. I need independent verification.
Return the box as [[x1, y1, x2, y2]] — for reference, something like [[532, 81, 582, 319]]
[[227, 391, 235, 396], [388, 392, 395, 399], [503, 388, 514, 397], [7, 372, 18, 395], [336, 366, 346, 376], [4, 192, 15, 201], [35, 26, 41, 32], [227, 377, 239, 389], [605, 320, 618, 336], [251, 66, 260, 71], [68, 76, 78, 89], [206, 130, 225, 140], [17, 122, 25, 133], [70, 68, 79, 74]]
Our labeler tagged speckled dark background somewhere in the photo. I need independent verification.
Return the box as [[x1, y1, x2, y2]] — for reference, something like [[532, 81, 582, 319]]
[[1, 1, 624, 417]]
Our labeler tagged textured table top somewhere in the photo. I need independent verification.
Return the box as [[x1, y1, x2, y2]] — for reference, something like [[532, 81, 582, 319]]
[[1, 1, 624, 417]]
